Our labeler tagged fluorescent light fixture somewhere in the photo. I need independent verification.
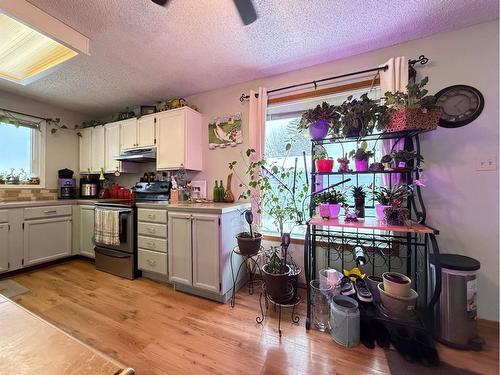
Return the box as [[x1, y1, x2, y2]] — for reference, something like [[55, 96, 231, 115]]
[[0, 0, 90, 85]]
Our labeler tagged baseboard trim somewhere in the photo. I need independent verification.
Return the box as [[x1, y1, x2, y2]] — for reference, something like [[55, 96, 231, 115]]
[[0, 255, 93, 279]]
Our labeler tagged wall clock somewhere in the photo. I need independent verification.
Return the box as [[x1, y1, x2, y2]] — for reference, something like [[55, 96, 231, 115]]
[[435, 85, 484, 128]]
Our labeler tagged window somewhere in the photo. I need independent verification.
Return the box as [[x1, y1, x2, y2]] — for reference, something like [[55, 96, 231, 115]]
[[0, 118, 45, 186], [262, 87, 382, 237]]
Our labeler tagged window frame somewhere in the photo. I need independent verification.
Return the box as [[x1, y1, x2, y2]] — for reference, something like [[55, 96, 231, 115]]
[[0, 121, 46, 189]]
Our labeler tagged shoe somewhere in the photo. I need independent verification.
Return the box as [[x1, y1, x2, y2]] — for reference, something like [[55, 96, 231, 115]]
[[355, 278, 373, 303], [414, 331, 439, 366], [360, 320, 375, 349], [391, 327, 419, 362], [340, 276, 355, 296], [372, 320, 391, 348]]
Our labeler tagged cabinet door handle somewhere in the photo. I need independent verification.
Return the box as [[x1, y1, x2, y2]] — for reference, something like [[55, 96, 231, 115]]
[[147, 227, 156, 234], [147, 242, 156, 248], [147, 214, 156, 220], [147, 259, 157, 267], [44, 210, 57, 214]]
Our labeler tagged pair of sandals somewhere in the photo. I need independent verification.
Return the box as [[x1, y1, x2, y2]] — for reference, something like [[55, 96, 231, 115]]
[[340, 275, 373, 303]]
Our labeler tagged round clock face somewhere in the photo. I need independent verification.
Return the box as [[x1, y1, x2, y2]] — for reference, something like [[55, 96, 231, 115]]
[[435, 85, 484, 128]]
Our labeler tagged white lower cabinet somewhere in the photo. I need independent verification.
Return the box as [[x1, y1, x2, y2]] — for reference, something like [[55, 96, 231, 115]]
[[23, 217, 72, 266], [79, 205, 95, 258], [168, 212, 220, 293], [137, 208, 168, 276], [0, 222, 9, 273]]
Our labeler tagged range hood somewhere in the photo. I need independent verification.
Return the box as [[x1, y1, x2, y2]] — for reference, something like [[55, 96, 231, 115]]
[[115, 147, 156, 163]]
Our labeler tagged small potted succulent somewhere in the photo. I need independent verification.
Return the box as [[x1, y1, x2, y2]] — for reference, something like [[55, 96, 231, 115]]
[[380, 154, 394, 170], [262, 246, 291, 300], [314, 189, 346, 219], [372, 185, 411, 221], [235, 210, 262, 256], [337, 93, 390, 138], [383, 77, 443, 133], [314, 149, 334, 173], [384, 200, 410, 226], [349, 141, 374, 172], [298, 101, 340, 140], [352, 186, 367, 219], [391, 149, 424, 170]]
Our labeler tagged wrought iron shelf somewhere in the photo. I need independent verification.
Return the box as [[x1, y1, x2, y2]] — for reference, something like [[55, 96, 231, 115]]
[[312, 168, 418, 176], [312, 130, 422, 145]]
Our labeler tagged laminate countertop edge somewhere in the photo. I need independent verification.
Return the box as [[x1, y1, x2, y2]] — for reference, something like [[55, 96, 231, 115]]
[[136, 201, 251, 213]]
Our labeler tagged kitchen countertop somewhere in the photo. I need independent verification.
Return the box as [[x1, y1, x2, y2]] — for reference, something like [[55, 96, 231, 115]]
[[135, 201, 251, 214], [0, 199, 125, 209]]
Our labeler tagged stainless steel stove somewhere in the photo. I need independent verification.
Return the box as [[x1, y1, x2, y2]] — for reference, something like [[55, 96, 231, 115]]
[[132, 181, 172, 202]]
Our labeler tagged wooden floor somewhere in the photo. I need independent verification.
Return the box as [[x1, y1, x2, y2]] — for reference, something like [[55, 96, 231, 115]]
[[7, 259, 499, 375]]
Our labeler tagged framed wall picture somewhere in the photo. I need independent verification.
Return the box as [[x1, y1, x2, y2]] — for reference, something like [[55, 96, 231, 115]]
[[190, 180, 207, 199], [208, 112, 243, 149], [140, 105, 156, 116]]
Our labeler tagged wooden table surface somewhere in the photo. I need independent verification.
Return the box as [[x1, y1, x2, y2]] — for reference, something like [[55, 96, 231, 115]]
[[0, 294, 130, 375]]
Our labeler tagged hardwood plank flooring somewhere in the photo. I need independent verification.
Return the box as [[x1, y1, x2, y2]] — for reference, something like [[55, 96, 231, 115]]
[[7, 259, 499, 375]]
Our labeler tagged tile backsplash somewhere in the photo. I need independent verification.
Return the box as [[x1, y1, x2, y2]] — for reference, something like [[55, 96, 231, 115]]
[[0, 188, 58, 202]]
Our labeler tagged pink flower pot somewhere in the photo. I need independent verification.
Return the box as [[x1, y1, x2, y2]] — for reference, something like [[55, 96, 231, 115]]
[[355, 159, 369, 172], [316, 159, 334, 173], [375, 204, 391, 221], [319, 203, 340, 219]]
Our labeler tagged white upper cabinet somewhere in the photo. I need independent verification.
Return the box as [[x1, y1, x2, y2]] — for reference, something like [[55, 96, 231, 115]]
[[79, 128, 92, 174], [104, 122, 121, 173], [137, 115, 156, 147], [156, 107, 202, 171], [120, 118, 138, 150], [90, 125, 105, 173]]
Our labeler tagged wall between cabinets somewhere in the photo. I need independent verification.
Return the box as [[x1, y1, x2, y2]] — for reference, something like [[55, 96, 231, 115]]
[[0, 91, 87, 191]]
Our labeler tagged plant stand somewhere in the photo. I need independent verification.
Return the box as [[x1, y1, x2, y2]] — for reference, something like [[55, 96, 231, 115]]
[[256, 284, 301, 338], [305, 130, 442, 332], [230, 246, 265, 308]]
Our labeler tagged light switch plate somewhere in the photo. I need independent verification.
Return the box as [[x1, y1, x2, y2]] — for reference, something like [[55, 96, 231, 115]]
[[476, 154, 497, 171]]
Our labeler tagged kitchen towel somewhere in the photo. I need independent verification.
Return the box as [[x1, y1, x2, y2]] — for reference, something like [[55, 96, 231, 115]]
[[94, 208, 121, 246]]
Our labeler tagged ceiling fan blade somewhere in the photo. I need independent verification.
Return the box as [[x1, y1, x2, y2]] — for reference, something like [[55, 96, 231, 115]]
[[233, 0, 258, 25], [151, 0, 168, 6]]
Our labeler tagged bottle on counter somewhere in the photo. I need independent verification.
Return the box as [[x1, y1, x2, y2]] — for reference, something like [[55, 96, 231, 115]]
[[213, 180, 219, 202], [218, 180, 225, 203]]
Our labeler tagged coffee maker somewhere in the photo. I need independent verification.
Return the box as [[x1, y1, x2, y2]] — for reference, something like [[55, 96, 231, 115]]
[[80, 175, 99, 199], [58, 169, 76, 199]]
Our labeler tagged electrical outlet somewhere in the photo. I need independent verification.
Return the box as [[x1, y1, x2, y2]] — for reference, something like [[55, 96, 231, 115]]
[[476, 154, 497, 171]]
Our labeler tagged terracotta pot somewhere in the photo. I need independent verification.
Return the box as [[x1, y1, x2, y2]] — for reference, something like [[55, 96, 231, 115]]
[[263, 264, 290, 300], [236, 232, 262, 256], [316, 159, 334, 173]]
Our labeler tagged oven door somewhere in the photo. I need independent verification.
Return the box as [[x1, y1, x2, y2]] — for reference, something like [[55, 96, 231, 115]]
[[94, 207, 134, 253], [95, 247, 135, 279]]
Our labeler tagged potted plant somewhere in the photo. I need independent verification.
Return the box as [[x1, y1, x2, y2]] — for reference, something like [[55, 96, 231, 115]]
[[391, 149, 424, 169], [348, 141, 374, 172], [383, 77, 443, 133], [372, 185, 411, 221], [337, 155, 351, 173], [262, 246, 291, 300], [314, 189, 346, 219], [298, 102, 340, 140], [352, 186, 367, 219], [236, 210, 262, 256], [314, 149, 334, 173], [384, 200, 409, 226], [380, 154, 393, 170], [337, 93, 389, 138]]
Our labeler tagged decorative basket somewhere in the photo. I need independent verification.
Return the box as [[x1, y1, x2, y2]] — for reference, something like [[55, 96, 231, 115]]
[[387, 107, 443, 133]]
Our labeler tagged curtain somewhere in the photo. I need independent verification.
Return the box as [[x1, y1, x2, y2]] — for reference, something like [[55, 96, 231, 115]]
[[248, 87, 268, 226], [379, 57, 409, 187]]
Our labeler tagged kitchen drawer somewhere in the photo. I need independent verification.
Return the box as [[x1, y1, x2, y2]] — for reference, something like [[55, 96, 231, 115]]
[[138, 249, 167, 275], [138, 222, 167, 238], [138, 235, 167, 253], [24, 205, 72, 220], [0, 210, 8, 223], [138, 208, 167, 224]]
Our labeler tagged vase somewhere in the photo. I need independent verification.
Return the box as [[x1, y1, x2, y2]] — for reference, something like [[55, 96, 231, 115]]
[[354, 197, 365, 219], [355, 159, 369, 172], [224, 173, 235, 202], [316, 159, 334, 173], [309, 120, 329, 140], [375, 204, 391, 221]]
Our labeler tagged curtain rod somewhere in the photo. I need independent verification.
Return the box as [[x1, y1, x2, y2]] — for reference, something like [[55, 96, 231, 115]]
[[239, 54, 429, 102], [0, 107, 48, 121]]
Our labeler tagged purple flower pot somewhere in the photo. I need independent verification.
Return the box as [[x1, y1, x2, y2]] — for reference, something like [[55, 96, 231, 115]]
[[309, 120, 329, 140], [375, 204, 390, 221], [318, 203, 340, 219], [355, 159, 369, 172]]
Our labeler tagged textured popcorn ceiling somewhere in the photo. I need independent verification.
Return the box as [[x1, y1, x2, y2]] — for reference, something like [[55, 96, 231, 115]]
[[0, 0, 498, 117]]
